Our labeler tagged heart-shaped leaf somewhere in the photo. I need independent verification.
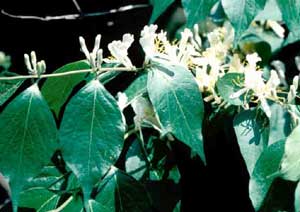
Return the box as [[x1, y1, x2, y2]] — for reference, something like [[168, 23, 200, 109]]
[[59, 80, 125, 203], [147, 64, 205, 163], [0, 84, 58, 211]]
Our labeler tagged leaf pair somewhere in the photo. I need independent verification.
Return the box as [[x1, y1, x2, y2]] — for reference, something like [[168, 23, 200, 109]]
[[0, 62, 125, 211]]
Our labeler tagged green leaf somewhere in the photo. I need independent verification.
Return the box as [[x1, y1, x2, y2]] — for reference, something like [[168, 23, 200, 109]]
[[0, 84, 58, 212], [87, 199, 110, 212], [24, 165, 63, 190], [182, 0, 218, 27], [19, 188, 60, 211], [279, 125, 300, 181], [173, 200, 181, 212], [66, 173, 81, 192], [276, 0, 300, 45], [41, 60, 90, 117], [19, 165, 63, 211], [95, 167, 152, 212], [234, 109, 268, 174], [59, 80, 125, 203], [149, 0, 175, 23], [249, 140, 285, 210], [147, 64, 206, 163], [216, 73, 247, 106], [244, 26, 284, 53], [61, 196, 83, 212], [295, 181, 300, 212], [124, 73, 147, 104], [268, 103, 292, 145], [239, 34, 272, 65], [125, 139, 148, 180], [255, 0, 282, 21], [221, 0, 267, 42], [0, 72, 24, 106]]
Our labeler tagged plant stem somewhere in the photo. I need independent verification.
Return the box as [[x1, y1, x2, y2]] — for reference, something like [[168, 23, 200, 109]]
[[48, 195, 73, 212], [0, 67, 141, 81]]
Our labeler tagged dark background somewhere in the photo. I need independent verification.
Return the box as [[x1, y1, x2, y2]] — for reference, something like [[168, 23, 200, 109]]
[[1, 1, 291, 211]]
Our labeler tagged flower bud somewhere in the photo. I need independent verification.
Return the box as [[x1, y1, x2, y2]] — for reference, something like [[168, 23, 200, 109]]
[[92, 34, 101, 55], [30, 51, 37, 72]]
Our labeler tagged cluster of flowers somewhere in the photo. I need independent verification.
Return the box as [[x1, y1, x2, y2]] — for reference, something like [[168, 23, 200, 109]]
[[77, 23, 298, 119], [19, 22, 297, 121]]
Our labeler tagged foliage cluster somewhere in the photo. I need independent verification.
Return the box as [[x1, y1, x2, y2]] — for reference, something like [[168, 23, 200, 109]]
[[1, 0, 300, 211]]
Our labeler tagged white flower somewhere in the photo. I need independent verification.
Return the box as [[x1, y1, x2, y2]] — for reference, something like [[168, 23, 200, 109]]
[[266, 20, 285, 38], [228, 54, 243, 73], [195, 66, 222, 104], [265, 70, 281, 96], [79, 34, 103, 69], [106, 34, 134, 69], [139, 24, 201, 69], [117, 92, 128, 111], [0, 51, 11, 69], [230, 54, 281, 117], [246, 53, 261, 70], [24, 51, 46, 75], [139, 25, 158, 62], [287, 75, 299, 104]]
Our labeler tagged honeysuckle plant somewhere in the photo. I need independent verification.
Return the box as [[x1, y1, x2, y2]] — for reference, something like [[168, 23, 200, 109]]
[[1, 0, 300, 211]]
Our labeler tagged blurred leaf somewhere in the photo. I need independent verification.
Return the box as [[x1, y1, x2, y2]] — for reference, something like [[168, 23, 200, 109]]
[[0, 72, 24, 106], [239, 34, 272, 65], [19, 165, 63, 210], [168, 166, 181, 184], [125, 139, 148, 180], [149, 0, 175, 23], [61, 196, 83, 212], [147, 63, 206, 164], [279, 125, 300, 181], [0, 84, 58, 212], [59, 80, 125, 203], [210, 1, 226, 24], [295, 181, 300, 212], [66, 173, 81, 192], [276, 0, 300, 45], [234, 109, 268, 174], [20, 164, 63, 210], [41, 60, 90, 117], [255, 0, 282, 21], [221, 0, 267, 43], [268, 103, 292, 145], [216, 73, 247, 106], [182, 0, 218, 28], [244, 27, 284, 53], [19, 188, 59, 211], [24, 165, 63, 190], [95, 167, 152, 212], [87, 199, 109, 212], [173, 200, 181, 212], [249, 140, 285, 210]]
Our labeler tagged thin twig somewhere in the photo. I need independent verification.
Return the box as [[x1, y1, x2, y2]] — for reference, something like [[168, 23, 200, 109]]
[[71, 0, 82, 13], [1, 4, 150, 21], [47, 196, 73, 212], [0, 67, 141, 81]]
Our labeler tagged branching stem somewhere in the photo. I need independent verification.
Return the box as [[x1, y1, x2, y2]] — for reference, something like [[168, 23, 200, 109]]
[[0, 67, 142, 81]]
